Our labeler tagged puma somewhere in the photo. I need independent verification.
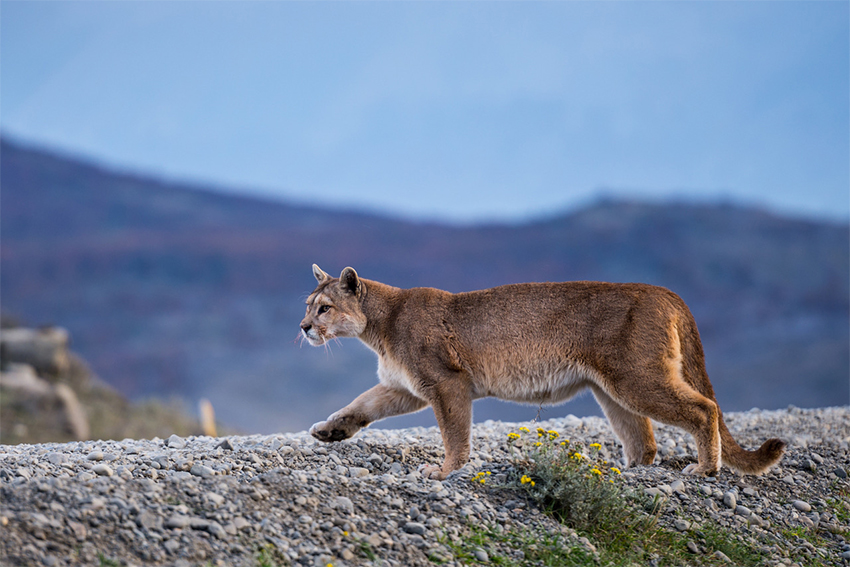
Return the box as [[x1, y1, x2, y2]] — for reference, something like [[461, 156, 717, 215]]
[[301, 265, 785, 480]]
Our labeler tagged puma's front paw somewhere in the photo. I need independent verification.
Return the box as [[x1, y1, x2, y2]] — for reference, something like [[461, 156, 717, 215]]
[[682, 463, 717, 476], [419, 464, 448, 480], [309, 420, 356, 442]]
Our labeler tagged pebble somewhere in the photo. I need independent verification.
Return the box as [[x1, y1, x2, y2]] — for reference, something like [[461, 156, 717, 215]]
[[722, 491, 736, 509], [673, 519, 690, 531], [91, 464, 113, 477], [334, 496, 354, 514], [45, 453, 66, 466], [165, 515, 190, 529], [403, 522, 427, 535], [189, 464, 214, 478], [792, 500, 811, 513], [167, 434, 186, 449]]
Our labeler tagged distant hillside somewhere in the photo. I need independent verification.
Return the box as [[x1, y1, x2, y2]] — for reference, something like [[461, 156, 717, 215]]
[[1, 137, 848, 433]]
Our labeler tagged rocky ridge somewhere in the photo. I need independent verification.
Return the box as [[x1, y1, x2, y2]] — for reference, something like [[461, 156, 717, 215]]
[[1, 406, 848, 566]]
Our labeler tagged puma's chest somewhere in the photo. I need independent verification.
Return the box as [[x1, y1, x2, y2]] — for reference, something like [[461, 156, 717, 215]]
[[377, 356, 423, 398]]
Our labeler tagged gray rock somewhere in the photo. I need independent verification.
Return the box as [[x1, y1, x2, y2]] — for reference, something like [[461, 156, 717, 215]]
[[674, 519, 690, 531], [714, 550, 731, 562], [190, 463, 214, 478], [334, 496, 354, 514], [167, 434, 186, 449], [205, 492, 225, 507], [722, 491, 737, 509], [207, 521, 227, 539], [45, 453, 66, 466], [349, 467, 370, 478], [834, 467, 848, 479], [473, 549, 489, 562], [792, 500, 811, 513], [165, 514, 191, 529], [163, 539, 180, 554], [92, 464, 113, 477], [670, 479, 686, 494], [215, 439, 234, 451], [136, 510, 160, 530], [403, 522, 427, 535], [735, 505, 751, 517], [86, 451, 104, 461]]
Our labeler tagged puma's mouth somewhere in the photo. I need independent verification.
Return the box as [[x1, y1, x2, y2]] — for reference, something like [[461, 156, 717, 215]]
[[303, 328, 329, 346]]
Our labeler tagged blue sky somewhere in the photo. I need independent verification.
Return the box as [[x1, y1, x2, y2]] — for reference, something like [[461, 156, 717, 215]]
[[2, 1, 848, 223]]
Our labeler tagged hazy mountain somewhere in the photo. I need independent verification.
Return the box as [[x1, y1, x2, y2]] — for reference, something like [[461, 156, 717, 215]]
[[2, 137, 847, 433]]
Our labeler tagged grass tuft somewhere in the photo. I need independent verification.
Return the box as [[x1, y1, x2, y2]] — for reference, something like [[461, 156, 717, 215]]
[[447, 427, 772, 566]]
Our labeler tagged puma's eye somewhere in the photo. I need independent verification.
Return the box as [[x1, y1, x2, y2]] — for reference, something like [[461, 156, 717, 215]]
[[318, 305, 331, 314]]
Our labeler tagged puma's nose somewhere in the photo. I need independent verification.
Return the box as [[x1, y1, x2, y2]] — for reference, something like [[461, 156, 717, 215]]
[[301, 323, 312, 333]]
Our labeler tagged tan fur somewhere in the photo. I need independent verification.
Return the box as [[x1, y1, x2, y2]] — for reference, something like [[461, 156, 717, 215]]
[[302, 265, 785, 480]]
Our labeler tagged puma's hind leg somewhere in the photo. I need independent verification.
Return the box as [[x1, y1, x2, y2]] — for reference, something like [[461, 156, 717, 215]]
[[591, 385, 657, 467], [606, 377, 721, 476]]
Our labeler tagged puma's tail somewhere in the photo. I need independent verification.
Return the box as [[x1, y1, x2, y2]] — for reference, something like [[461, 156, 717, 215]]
[[719, 417, 786, 475], [675, 302, 786, 475]]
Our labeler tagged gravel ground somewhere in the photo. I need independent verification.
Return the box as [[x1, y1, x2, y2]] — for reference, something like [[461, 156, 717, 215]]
[[1, 405, 848, 567]]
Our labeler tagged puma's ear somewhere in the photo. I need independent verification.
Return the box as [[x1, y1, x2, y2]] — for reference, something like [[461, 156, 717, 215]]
[[312, 264, 330, 284], [339, 267, 361, 297]]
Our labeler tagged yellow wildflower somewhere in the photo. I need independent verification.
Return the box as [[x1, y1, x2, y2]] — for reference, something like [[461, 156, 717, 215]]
[[507, 432, 520, 441], [519, 426, 530, 434], [611, 467, 622, 475], [536, 427, 546, 437], [591, 468, 602, 476], [547, 430, 559, 440], [589, 443, 602, 450], [534, 441, 542, 447]]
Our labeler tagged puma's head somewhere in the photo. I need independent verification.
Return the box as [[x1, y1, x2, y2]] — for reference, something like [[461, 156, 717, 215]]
[[300, 264, 367, 346]]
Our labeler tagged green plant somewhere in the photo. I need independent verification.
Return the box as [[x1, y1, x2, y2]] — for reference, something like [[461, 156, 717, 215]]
[[254, 543, 287, 567], [444, 523, 593, 566], [97, 554, 121, 567], [356, 537, 378, 562], [491, 426, 766, 566]]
